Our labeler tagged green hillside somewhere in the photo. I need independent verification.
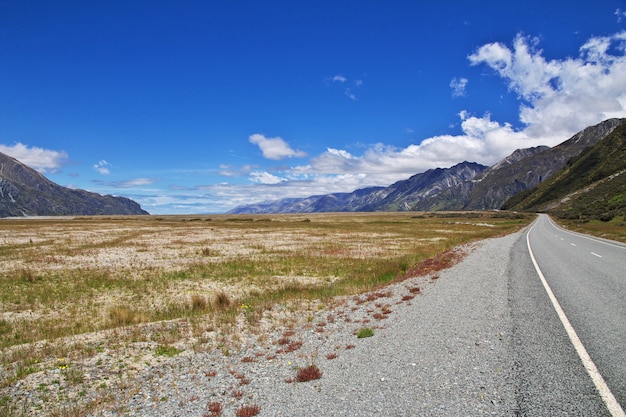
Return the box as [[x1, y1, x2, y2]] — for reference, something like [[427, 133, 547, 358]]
[[503, 122, 626, 222]]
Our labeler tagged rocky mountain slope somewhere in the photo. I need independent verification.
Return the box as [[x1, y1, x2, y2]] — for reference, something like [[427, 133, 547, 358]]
[[228, 161, 487, 214], [503, 121, 626, 222], [229, 118, 626, 214], [0, 152, 148, 217]]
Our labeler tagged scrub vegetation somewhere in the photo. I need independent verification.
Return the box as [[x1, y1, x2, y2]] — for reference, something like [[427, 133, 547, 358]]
[[0, 211, 530, 414]]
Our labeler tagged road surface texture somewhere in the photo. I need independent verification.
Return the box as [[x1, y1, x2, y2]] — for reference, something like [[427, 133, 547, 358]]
[[104, 216, 625, 416], [514, 214, 625, 416]]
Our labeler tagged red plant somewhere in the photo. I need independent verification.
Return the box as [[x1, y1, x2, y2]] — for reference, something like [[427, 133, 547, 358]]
[[284, 340, 303, 353], [401, 294, 415, 301], [235, 404, 260, 417], [408, 286, 421, 294], [296, 365, 322, 382], [232, 390, 244, 398], [345, 344, 355, 350], [241, 356, 257, 363], [326, 353, 338, 360], [277, 337, 291, 345], [205, 401, 223, 417], [205, 370, 218, 377]]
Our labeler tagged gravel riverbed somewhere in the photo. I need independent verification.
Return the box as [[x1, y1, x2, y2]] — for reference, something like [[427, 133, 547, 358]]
[[5, 230, 523, 416], [91, 230, 521, 416]]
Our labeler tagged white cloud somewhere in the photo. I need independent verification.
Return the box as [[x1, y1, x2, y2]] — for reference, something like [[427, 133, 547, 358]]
[[469, 31, 626, 140], [616, 8, 626, 23], [249, 171, 285, 184], [147, 31, 626, 214], [93, 160, 110, 175], [94, 178, 159, 188], [450, 77, 468, 97], [344, 88, 357, 101], [0, 142, 68, 174], [249, 133, 307, 160], [326, 75, 363, 100]]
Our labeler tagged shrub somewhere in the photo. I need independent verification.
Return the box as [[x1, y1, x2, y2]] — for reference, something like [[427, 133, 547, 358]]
[[235, 404, 260, 417], [357, 328, 374, 338], [205, 401, 223, 417], [108, 306, 145, 326], [295, 365, 322, 382], [191, 295, 208, 311], [155, 345, 183, 357], [212, 291, 231, 310]]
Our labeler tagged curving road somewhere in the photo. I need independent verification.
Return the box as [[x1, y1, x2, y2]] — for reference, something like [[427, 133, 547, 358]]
[[509, 214, 626, 416], [77, 214, 625, 416]]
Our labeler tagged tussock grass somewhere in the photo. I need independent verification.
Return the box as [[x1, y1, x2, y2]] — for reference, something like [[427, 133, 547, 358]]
[[0, 212, 530, 382]]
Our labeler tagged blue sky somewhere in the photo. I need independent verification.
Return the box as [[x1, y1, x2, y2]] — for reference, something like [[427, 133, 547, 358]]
[[1, 1, 626, 214]]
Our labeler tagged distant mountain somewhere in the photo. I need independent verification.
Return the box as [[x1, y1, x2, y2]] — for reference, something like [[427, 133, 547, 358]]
[[0, 152, 149, 217], [229, 118, 626, 214], [228, 161, 488, 214], [502, 120, 626, 222], [469, 118, 625, 210]]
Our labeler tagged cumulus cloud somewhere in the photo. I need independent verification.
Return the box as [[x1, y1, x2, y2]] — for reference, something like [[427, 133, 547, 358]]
[[93, 160, 110, 175], [450, 77, 468, 97], [249, 171, 285, 184], [149, 30, 626, 213], [469, 31, 626, 140], [249, 133, 307, 160], [0, 142, 68, 174], [236, 31, 626, 205]]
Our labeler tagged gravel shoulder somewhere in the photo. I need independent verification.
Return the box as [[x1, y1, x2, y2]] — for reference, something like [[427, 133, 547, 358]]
[[89, 230, 523, 417]]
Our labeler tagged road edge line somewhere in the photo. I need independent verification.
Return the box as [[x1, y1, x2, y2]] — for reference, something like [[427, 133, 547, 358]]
[[526, 219, 625, 417]]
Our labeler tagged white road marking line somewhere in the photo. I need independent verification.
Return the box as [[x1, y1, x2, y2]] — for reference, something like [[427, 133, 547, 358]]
[[591, 252, 603, 258], [546, 216, 626, 250], [570, 243, 577, 247], [527, 222, 625, 417]]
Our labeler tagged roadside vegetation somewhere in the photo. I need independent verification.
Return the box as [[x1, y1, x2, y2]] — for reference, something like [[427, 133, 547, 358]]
[[0, 211, 530, 414], [553, 215, 626, 243]]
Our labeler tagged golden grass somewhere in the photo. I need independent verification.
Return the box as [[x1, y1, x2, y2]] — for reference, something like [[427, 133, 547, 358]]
[[0, 212, 530, 378], [555, 215, 626, 243]]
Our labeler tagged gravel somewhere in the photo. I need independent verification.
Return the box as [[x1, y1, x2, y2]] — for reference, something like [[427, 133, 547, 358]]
[[84, 230, 522, 417]]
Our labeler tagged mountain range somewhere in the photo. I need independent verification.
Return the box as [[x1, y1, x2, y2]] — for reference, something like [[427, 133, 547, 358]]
[[229, 118, 626, 215], [503, 120, 626, 221], [0, 152, 148, 217]]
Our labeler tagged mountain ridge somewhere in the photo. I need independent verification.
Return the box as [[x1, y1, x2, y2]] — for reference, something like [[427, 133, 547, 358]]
[[0, 152, 149, 217], [502, 121, 626, 221], [229, 118, 626, 214]]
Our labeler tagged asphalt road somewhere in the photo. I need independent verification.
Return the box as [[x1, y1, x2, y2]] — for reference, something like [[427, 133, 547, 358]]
[[509, 213, 626, 416]]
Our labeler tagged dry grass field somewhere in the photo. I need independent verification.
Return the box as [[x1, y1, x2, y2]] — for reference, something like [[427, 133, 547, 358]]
[[0, 211, 530, 415]]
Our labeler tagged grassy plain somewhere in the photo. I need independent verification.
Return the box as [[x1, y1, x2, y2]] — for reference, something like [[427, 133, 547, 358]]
[[0, 211, 530, 414]]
